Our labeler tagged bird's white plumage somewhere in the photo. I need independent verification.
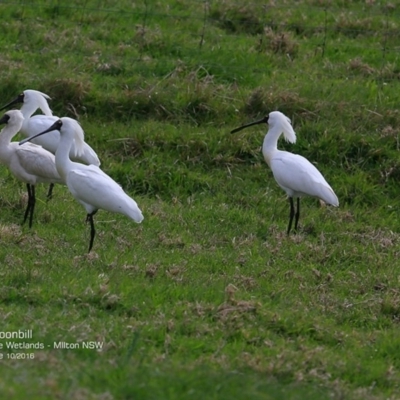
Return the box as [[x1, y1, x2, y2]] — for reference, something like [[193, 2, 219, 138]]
[[231, 110, 338, 233], [7, 142, 61, 184], [19, 116, 143, 251], [262, 111, 338, 206], [271, 152, 339, 205], [67, 165, 143, 221], [22, 90, 52, 116], [268, 111, 296, 144], [0, 110, 62, 186], [6, 89, 100, 166], [48, 117, 143, 221], [0, 109, 64, 227]]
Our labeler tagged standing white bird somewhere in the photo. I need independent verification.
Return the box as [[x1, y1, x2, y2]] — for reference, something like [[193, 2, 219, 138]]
[[0, 110, 64, 227], [0, 89, 100, 165], [231, 111, 338, 234], [0, 89, 100, 199], [20, 117, 144, 252]]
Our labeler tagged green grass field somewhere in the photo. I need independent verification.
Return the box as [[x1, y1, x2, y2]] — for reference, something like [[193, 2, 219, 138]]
[[1, 1, 400, 399]]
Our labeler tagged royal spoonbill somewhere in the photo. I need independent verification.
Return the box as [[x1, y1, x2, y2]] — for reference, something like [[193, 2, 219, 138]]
[[0, 89, 100, 165], [20, 118, 144, 252], [231, 111, 338, 234], [0, 110, 63, 228], [1, 89, 100, 199]]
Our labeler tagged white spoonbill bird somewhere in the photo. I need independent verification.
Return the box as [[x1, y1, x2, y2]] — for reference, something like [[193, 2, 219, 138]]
[[1, 89, 100, 199], [20, 118, 144, 252], [0, 110, 64, 228], [231, 111, 338, 234], [0, 89, 100, 166]]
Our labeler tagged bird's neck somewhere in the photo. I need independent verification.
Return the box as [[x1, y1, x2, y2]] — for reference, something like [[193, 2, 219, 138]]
[[0, 126, 16, 146], [54, 134, 74, 180], [20, 102, 38, 120], [262, 128, 281, 167], [0, 127, 15, 162]]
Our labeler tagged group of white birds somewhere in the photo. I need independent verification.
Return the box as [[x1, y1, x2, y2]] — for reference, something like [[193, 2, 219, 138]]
[[0, 89, 144, 252], [0, 89, 338, 252]]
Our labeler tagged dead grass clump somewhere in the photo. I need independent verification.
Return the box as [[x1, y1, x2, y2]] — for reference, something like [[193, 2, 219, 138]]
[[234, 274, 258, 290], [92, 65, 222, 123], [117, 87, 172, 120], [0, 224, 22, 241], [217, 300, 258, 320], [347, 58, 400, 84], [334, 14, 375, 38], [380, 125, 400, 139], [243, 88, 307, 118], [158, 233, 185, 248], [215, 283, 259, 322], [179, 70, 223, 123], [244, 88, 265, 116], [145, 263, 158, 279], [378, 63, 400, 81], [110, 138, 143, 158], [96, 62, 124, 76], [134, 25, 164, 52], [210, 6, 264, 36], [348, 58, 375, 76], [381, 294, 400, 321], [0, 58, 23, 73], [44, 78, 90, 117], [258, 27, 299, 58], [340, 228, 400, 249]]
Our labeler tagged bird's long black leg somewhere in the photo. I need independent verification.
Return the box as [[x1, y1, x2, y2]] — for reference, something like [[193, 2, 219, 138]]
[[46, 183, 54, 202], [23, 184, 31, 225], [29, 185, 36, 228], [294, 197, 300, 232], [287, 197, 295, 235], [23, 184, 35, 228], [86, 210, 98, 252]]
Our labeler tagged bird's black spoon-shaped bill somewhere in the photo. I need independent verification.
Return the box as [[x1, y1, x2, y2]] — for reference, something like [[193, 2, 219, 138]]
[[19, 120, 63, 146], [230, 116, 269, 134], [0, 93, 24, 111]]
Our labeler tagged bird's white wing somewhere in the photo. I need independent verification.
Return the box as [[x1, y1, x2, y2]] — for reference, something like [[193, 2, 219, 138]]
[[23, 115, 61, 154], [26, 116, 100, 166], [74, 141, 101, 166], [66, 165, 143, 221], [14, 143, 62, 183], [26, 115, 59, 136], [271, 152, 338, 205]]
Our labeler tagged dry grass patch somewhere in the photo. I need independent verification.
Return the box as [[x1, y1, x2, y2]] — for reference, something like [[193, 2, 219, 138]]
[[334, 14, 376, 38], [0, 223, 22, 242], [210, 5, 264, 36], [243, 87, 312, 117], [257, 27, 299, 58], [44, 78, 91, 117]]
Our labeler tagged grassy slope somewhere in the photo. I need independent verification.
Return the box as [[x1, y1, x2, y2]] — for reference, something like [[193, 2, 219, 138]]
[[1, 1, 400, 399]]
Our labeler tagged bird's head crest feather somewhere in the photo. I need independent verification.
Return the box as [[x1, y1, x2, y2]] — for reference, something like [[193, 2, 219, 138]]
[[24, 89, 53, 116], [268, 111, 296, 144], [61, 117, 85, 157]]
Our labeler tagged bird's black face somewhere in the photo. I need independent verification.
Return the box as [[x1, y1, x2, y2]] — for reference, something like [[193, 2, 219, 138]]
[[19, 119, 63, 146], [0, 93, 25, 111], [36, 119, 63, 135], [230, 115, 269, 134], [45, 119, 63, 133], [0, 113, 10, 125]]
